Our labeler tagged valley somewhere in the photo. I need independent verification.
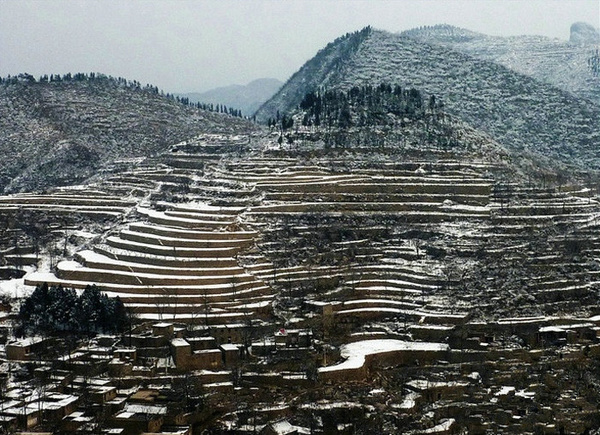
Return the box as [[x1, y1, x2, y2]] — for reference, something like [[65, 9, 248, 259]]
[[0, 21, 599, 435], [1, 123, 600, 433]]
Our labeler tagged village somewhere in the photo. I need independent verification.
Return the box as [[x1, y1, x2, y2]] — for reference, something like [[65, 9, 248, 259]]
[[1, 309, 600, 433]]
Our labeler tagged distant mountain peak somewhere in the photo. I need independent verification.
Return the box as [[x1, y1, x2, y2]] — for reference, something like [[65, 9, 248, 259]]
[[245, 77, 283, 88], [402, 23, 600, 104], [256, 28, 600, 172], [570, 22, 600, 44], [255, 27, 374, 122], [179, 78, 283, 118]]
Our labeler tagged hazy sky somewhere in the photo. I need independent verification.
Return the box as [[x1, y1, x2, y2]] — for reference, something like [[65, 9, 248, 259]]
[[1, 0, 598, 93]]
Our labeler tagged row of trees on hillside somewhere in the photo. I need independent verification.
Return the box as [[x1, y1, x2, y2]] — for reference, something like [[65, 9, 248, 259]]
[[0, 72, 157, 92], [16, 283, 130, 337], [266, 82, 454, 149], [0, 72, 246, 118], [263, 81, 464, 151]]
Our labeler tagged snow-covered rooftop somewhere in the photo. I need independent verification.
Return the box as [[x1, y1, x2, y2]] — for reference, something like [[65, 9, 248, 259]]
[[318, 339, 448, 373]]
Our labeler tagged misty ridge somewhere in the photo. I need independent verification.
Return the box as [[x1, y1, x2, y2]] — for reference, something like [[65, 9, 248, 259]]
[[1, 22, 598, 194]]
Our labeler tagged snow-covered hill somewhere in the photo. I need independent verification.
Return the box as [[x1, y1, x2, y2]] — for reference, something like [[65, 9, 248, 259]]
[[2, 67, 600, 433], [401, 23, 600, 104], [0, 74, 259, 193], [256, 27, 600, 173]]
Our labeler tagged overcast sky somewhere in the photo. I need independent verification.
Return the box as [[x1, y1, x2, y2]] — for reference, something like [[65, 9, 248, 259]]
[[1, 0, 598, 93]]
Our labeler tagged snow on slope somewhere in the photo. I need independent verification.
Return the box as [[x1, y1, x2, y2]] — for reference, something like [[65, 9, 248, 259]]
[[257, 28, 600, 171], [402, 24, 600, 104], [0, 76, 259, 193]]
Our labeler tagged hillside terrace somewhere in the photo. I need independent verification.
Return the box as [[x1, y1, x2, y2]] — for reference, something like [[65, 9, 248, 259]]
[[1, 133, 600, 432]]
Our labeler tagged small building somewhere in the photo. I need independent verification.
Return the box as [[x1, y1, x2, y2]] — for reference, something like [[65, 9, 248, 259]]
[[129, 390, 160, 403], [153, 323, 175, 338], [112, 403, 167, 434], [42, 393, 79, 420], [90, 386, 118, 404], [537, 323, 595, 346], [123, 333, 169, 348], [261, 419, 298, 435], [5, 336, 47, 360], [209, 323, 245, 345], [1, 406, 41, 429], [192, 349, 222, 370], [171, 338, 222, 370], [108, 359, 133, 377], [62, 411, 94, 432], [538, 326, 568, 346], [274, 329, 312, 348], [171, 338, 193, 369], [220, 343, 241, 367], [405, 379, 469, 402], [114, 348, 137, 362], [187, 336, 216, 351]]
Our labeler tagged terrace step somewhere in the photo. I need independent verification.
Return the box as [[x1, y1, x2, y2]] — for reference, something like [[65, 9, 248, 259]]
[[56, 261, 260, 287], [254, 181, 492, 195], [94, 245, 239, 268], [340, 298, 424, 311], [111, 288, 274, 305], [105, 236, 240, 258], [25, 272, 272, 297], [75, 250, 247, 277], [248, 202, 490, 214], [134, 311, 252, 324], [0, 194, 136, 207], [263, 192, 490, 205], [118, 229, 253, 249], [165, 202, 245, 215], [137, 208, 233, 230]]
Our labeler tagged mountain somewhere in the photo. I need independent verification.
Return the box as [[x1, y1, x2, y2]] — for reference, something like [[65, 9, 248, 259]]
[[0, 74, 258, 193], [179, 78, 283, 118], [256, 27, 600, 174], [256, 28, 373, 124], [401, 23, 600, 104], [4, 31, 600, 434]]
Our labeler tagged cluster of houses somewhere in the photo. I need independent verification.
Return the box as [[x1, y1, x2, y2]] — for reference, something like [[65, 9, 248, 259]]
[[0, 309, 598, 433], [0, 318, 317, 434]]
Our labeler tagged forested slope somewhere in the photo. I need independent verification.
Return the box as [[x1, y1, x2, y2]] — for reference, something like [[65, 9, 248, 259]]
[[0, 74, 258, 193], [401, 23, 600, 104], [256, 28, 600, 173]]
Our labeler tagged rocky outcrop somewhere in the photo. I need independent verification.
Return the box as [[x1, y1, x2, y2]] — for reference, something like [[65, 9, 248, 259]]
[[570, 21, 600, 44]]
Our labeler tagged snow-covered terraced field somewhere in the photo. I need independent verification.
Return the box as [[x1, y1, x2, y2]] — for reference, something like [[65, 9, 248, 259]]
[[6, 132, 600, 345], [23, 194, 275, 321]]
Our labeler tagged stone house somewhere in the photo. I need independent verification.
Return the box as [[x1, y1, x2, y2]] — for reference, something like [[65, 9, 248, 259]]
[[5, 336, 47, 360]]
